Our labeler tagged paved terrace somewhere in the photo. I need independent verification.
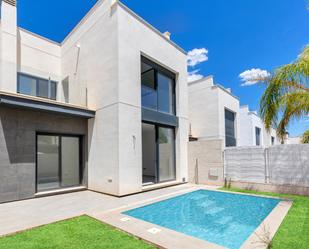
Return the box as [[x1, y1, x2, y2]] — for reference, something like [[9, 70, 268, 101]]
[[0, 184, 290, 249], [0, 184, 201, 236]]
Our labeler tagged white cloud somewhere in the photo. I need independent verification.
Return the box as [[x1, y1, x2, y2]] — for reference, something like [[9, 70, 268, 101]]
[[239, 68, 270, 86], [187, 48, 208, 67], [188, 70, 204, 82]]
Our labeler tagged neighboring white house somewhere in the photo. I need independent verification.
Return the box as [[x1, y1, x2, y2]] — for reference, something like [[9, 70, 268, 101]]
[[188, 78, 281, 148], [188, 76, 240, 147], [238, 105, 280, 147], [285, 135, 302, 144], [0, 0, 188, 203]]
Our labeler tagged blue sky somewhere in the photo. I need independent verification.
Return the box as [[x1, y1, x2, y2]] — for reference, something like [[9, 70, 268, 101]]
[[18, 0, 309, 136]]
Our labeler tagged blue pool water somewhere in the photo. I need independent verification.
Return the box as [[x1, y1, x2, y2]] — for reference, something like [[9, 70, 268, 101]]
[[124, 190, 280, 249]]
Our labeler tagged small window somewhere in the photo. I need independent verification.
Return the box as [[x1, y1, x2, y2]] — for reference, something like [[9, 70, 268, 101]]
[[18, 74, 36, 96], [255, 127, 261, 146], [225, 109, 236, 147], [37, 78, 49, 98], [17, 73, 57, 100], [50, 81, 57, 100], [271, 136, 275, 145]]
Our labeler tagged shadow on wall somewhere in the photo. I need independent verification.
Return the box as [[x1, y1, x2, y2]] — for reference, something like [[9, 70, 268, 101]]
[[0, 106, 89, 165], [0, 106, 36, 164]]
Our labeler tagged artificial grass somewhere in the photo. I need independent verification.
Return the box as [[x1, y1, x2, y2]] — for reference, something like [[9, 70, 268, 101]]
[[220, 187, 309, 249], [0, 215, 156, 249]]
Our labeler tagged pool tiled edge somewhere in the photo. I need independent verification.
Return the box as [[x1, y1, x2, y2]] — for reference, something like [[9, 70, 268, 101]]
[[91, 186, 292, 249], [241, 200, 292, 249], [92, 209, 227, 249], [91, 185, 225, 249]]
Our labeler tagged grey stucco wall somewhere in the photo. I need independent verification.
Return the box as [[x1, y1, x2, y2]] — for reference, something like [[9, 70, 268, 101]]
[[0, 106, 88, 203], [224, 144, 309, 187]]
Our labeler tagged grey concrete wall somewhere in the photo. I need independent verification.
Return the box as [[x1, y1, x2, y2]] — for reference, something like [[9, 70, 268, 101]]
[[268, 144, 309, 186], [224, 144, 309, 188], [188, 139, 224, 186], [0, 106, 88, 203], [224, 146, 266, 183], [228, 181, 309, 196]]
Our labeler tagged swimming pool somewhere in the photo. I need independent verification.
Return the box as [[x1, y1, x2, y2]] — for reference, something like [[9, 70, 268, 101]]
[[123, 190, 280, 249]]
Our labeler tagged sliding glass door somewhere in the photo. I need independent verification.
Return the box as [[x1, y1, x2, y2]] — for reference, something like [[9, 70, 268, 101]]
[[158, 127, 175, 182], [61, 137, 81, 188], [142, 123, 157, 184], [37, 134, 82, 192], [37, 135, 60, 191], [142, 123, 175, 185]]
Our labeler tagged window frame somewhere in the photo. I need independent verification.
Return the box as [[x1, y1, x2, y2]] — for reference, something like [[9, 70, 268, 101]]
[[224, 108, 237, 147], [271, 136, 275, 145], [255, 127, 261, 146], [17, 72, 57, 100], [35, 132, 84, 193], [141, 56, 176, 115], [142, 121, 176, 184]]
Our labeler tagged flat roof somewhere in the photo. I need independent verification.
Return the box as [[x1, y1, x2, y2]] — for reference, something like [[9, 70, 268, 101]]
[[14, 0, 186, 55], [0, 91, 95, 118]]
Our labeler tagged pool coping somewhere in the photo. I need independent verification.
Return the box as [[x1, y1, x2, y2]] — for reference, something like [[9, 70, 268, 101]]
[[241, 199, 292, 249], [91, 185, 292, 249]]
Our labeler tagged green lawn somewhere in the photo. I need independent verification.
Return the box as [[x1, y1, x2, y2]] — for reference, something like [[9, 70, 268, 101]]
[[220, 187, 309, 249], [0, 215, 155, 249]]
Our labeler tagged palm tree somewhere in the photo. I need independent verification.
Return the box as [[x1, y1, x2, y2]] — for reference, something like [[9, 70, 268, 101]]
[[301, 130, 309, 143], [259, 45, 309, 142]]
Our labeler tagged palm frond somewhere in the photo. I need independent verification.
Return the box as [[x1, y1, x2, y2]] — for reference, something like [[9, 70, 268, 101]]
[[259, 45, 309, 140], [276, 91, 309, 140]]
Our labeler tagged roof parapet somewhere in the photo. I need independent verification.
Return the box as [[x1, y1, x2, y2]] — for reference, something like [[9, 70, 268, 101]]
[[3, 0, 16, 6]]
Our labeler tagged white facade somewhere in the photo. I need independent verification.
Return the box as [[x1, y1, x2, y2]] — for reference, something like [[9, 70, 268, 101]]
[[239, 105, 280, 147], [286, 136, 302, 144], [0, 0, 188, 196], [188, 77, 280, 149], [188, 76, 240, 147]]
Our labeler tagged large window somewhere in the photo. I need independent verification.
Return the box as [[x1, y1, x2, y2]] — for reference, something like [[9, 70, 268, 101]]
[[141, 57, 175, 115], [36, 134, 82, 192], [225, 109, 236, 147], [18, 73, 57, 100], [255, 127, 261, 146], [142, 123, 175, 185]]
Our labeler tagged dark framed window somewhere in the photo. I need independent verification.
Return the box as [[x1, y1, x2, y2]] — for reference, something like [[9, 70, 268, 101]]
[[255, 127, 261, 146], [18, 73, 57, 100], [271, 136, 275, 145], [225, 109, 236, 147], [142, 122, 176, 185], [141, 56, 176, 115], [36, 133, 83, 192]]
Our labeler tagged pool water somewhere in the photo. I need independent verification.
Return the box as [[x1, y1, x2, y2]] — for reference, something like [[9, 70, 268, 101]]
[[123, 190, 280, 249]]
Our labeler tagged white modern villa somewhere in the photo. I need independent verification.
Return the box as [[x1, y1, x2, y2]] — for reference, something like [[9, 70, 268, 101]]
[[188, 76, 240, 147], [0, 0, 189, 203], [188, 77, 280, 148], [239, 105, 280, 147]]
